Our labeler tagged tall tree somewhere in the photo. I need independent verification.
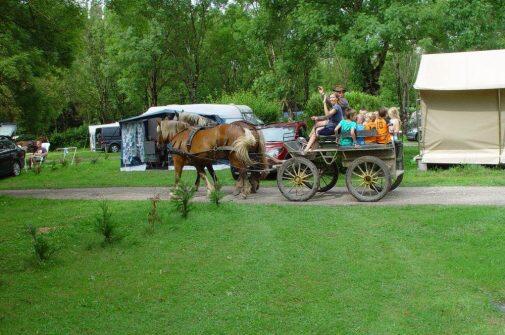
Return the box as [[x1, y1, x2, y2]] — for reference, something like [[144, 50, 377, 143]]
[[0, 0, 84, 133]]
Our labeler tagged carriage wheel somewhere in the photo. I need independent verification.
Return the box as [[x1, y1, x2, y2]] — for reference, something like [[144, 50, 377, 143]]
[[345, 156, 391, 202], [277, 157, 319, 201], [318, 163, 339, 192], [390, 173, 404, 191]]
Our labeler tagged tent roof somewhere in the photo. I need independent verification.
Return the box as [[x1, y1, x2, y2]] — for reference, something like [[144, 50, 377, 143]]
[[414, 49, 505, 91], [142, 104, 252, 118], [119, 109, 178, 124]]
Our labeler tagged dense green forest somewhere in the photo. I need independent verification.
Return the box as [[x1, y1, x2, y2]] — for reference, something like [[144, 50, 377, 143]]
[[1, 0, 504, 135]]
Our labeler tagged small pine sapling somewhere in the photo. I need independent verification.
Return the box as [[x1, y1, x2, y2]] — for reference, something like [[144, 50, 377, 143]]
[[209, 182, 225, 206], [96, 200, 116, 244], [27, 225, 55, 261], [170, 182, 196, 218], [147, 194, 162, 232]]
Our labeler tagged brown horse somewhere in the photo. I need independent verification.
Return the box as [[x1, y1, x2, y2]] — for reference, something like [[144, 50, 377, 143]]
[[157, 118, 267, 197]]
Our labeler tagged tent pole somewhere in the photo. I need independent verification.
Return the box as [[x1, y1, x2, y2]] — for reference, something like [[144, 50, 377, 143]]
[[499, 89, 503, 162]]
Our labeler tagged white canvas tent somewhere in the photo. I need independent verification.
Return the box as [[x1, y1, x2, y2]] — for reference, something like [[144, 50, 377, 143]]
[[414, 49, 505, 164], [88, 123, 119, 151]]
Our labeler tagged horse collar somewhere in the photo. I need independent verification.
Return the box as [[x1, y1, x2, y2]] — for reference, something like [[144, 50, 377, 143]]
[[186, 126, 203, 151]]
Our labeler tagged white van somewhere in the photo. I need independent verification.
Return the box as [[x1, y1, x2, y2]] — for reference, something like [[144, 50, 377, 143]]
[[142, 104, 263, 125]]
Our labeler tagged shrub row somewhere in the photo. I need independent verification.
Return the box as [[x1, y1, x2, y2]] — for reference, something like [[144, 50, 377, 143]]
[[49, 125, 88, 149], [215, 91, 282, 124]]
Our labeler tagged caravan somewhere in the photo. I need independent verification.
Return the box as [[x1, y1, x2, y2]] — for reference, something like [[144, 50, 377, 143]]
[[119, 104, 263, 171]]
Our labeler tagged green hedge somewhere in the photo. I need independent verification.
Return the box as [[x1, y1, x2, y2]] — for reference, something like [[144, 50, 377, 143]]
[[215, 91, 281, 124], [49, 125, 88, 150], [345, 91, 383, 111]]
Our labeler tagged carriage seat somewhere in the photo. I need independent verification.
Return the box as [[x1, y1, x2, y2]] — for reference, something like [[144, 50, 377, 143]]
[[317, 129, 395, 150], [318, 129, 377, 143]]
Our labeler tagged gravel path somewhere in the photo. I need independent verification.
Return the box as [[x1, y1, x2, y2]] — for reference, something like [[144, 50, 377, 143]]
[[0, 186, 503, 206]]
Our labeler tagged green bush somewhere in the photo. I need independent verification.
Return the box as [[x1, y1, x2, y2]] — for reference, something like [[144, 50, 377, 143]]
[[27, 225, 56, 262], [215, 91, 281, 124], [49, 125, 88, 149], [304, 93, 324, 119], [345, 91, 383, 111]]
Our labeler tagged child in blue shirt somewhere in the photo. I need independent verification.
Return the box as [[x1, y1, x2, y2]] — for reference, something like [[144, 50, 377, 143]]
[[335, 109, 359, 146]]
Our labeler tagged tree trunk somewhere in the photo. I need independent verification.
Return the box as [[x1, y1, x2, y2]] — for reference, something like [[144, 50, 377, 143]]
[[362, 43, 389, 96], [148, 68, 158, 107], [303, 66, 310, 105]]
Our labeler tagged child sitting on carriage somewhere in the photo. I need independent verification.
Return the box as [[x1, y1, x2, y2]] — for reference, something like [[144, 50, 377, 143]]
[[335, 109, 359, 147], [375, 108, 392, 144]]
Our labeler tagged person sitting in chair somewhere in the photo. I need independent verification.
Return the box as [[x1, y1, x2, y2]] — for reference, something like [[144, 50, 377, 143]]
[[28, 141, 48, 168], [303, 93, 343, 154]]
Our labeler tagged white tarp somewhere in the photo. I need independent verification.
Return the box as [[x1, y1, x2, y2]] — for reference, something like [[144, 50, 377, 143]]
[[143, 104, 263, 125], [414, 49, 505, 91]]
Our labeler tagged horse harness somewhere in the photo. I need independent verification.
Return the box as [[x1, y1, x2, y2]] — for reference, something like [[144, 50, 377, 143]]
[[167, 126, 234, 159]]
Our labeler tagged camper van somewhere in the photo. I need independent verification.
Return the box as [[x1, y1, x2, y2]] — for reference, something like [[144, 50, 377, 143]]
[[119, 104, 263, 171], [88, 123, 119, 151]]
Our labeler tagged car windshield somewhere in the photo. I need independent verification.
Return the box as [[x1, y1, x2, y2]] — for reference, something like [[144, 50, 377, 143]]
[[241, 113, 263, 125], [0, 124, 16, 137], [260, 127, 296, 142]]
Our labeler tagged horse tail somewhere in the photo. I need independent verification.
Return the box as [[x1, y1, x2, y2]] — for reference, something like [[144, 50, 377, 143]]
[[256, 130, 269, 178], [233, 127, 257, 166]]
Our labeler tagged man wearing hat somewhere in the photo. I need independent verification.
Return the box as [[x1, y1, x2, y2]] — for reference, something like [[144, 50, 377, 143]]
[[318, 84, 349, 111]]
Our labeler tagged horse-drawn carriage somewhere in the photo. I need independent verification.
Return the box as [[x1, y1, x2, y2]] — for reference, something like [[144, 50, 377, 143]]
[[276, 130, 404, 202]]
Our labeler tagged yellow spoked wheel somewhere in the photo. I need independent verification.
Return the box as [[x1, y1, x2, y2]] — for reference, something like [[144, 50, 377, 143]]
[[277, 157, 319, 201], [345, 156, 391, 202]]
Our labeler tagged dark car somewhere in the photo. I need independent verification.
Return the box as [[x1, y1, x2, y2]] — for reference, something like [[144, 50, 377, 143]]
[[406, 111, 422, 141], [98, 126, 121, 152], [0, 123, 25, 177]]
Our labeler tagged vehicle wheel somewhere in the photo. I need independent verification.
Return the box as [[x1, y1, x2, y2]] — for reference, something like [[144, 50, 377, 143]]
[[109, 144, 120, 153], [390, 173, 404, 191], [318, 163, 338, 192], [277, 157, 319, 201], [12, 161, 21, 176], [230, 166, 239, 180], [345, 156, 391, 202]]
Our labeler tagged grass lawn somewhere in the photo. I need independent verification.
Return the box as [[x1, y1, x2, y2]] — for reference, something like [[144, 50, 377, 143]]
[[1, 145, 505, 190], [1, 197, 504, 334]]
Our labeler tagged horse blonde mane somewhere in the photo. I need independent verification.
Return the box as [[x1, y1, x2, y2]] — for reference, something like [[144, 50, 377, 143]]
[[157, 119, 190, 143], [178, 112, 217, 127]]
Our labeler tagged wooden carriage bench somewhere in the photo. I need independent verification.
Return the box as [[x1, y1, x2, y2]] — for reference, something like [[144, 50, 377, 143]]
[[318, 129, 394, 150]]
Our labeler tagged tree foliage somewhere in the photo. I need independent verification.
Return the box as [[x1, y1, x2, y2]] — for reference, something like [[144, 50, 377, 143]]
[[2, 0, 504, 135]]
